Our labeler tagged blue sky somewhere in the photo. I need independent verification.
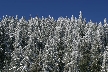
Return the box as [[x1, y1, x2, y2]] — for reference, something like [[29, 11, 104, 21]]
[[0, 0, 108, 23]]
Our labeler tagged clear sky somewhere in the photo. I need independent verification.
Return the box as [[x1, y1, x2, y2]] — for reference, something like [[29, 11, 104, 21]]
[[0, 0, 108, 23]]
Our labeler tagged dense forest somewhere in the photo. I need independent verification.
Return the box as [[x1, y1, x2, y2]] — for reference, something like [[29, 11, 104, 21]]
[[0, 11, 108, 72]]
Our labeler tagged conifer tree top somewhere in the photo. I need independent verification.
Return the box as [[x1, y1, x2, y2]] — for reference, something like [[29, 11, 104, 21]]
[[79, 11, 82, 19]]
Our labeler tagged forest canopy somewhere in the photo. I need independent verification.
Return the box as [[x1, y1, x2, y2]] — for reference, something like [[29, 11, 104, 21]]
[[0, 11, 108, 72]]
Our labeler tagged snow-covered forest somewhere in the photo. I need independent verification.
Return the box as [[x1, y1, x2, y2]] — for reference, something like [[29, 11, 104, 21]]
[[0, 11, 108, 72]]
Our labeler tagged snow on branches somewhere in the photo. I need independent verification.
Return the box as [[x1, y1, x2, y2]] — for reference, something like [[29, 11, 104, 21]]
[[0, 11, 108, 72]]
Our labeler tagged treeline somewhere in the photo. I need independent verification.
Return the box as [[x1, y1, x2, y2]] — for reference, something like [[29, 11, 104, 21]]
[[0, 11, 108, 72]]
